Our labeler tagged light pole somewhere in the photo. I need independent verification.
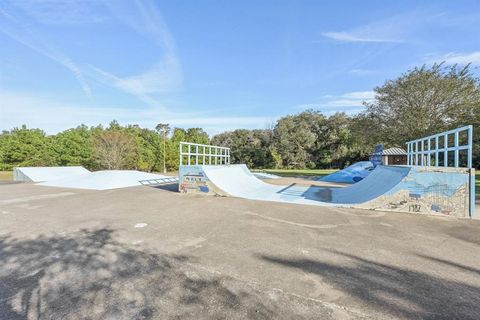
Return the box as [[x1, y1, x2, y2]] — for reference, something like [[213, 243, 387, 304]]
[[155, 123, 170, 174]]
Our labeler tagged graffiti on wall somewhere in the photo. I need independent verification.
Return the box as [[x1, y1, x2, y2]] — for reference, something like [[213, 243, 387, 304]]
[[357, 167, 470, 218], [178, 166, 225, 196]]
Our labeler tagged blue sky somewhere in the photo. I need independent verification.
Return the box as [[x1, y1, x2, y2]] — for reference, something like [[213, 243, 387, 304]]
[[1, 0, 479, 135]]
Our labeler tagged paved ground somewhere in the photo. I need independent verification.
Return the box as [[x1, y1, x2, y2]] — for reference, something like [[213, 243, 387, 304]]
[[1, 182, 480, 319]]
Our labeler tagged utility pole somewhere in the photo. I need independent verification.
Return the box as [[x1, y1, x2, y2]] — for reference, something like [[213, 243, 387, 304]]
[[155, 123, 170, 174], [163, 129, 166, 173]]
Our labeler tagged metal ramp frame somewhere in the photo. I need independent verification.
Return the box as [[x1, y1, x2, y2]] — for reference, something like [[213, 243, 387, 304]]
[[139, 177, 179, 186]]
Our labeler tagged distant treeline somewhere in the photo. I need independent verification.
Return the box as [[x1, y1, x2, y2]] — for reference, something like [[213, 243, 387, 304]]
[[1, 63, 479, 171]]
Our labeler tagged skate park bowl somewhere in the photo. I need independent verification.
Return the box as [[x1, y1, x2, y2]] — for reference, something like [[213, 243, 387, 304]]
[[178, 133, 476, 218]]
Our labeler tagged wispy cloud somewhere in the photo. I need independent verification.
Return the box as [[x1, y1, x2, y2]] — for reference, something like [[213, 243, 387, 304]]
[[322, 32, 402, 43], [0, 6, 93, 98], [0, 0, 182, 106], [349, 68, 376, 75], [296, 91, 375, 115], [426, 51, 480, 65], [322, 14, 412, 43], [85, 0, 183, 105], [0, 91, 269, 135], [8, 0, 106, 25]]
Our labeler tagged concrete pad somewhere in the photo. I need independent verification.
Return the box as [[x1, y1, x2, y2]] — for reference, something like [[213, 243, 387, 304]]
[[0, 183, 479, 319]]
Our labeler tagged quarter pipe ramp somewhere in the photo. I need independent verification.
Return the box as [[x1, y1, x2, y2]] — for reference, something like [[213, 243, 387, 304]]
[[179, 164, 473, 218]]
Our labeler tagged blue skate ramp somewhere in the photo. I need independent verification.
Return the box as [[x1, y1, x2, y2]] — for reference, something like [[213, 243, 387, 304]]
[[318, 161, 374, 183], [191, 164, 409, 206], [180, 164, 471, 217]]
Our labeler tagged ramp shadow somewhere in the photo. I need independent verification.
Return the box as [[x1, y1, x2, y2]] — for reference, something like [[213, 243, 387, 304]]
[[151, 183, 179, 192]]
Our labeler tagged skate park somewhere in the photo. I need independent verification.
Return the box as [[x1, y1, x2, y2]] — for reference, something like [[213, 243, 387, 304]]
[[178, 126, 476, 219], [1, 125, 479, 318], [5, 147, 478, 317]]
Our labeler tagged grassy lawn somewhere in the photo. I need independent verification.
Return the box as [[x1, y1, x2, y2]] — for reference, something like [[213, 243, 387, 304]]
[[258, 168, 337, 177], [0, 171, 13, 181]]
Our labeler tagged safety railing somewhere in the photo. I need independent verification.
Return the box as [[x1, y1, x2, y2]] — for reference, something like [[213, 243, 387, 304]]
[[406, 125, 473, 168], [139, 177, 179, 186], [179, 142, 230, 166], [406, 125, 475, 218]]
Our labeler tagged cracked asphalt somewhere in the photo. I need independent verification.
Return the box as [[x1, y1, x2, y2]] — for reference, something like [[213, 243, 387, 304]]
[[1, 182, 479, 319]]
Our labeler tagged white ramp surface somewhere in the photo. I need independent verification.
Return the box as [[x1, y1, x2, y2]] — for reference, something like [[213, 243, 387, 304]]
[[14, 166, 90, 182], [38, 170, 170, 190], [182, 164, 471, 217], [201, 165, 333, 206], [198, 164, 410, 206]]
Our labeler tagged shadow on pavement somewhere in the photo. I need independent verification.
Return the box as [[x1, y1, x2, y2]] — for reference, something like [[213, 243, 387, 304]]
[[0, 228, 273, 319], [152, 183, 179, 192], [258, 250, 480, 320]]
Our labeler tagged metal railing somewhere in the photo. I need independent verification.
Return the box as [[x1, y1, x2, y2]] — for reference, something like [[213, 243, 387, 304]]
[[406, 125, 475, 218], [179, 142, 230, 166], [406, 125, 473, 168], [139, 177, 179, 186]]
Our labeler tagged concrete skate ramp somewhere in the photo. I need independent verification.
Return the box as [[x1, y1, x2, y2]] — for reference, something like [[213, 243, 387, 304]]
[[200, 164, 409, 205], [180, 164, 472, 217], [14, 166, 90, 182], [318, 161, 373, 183], [252, 172, 281, 180], [38, 170, 169, 190]]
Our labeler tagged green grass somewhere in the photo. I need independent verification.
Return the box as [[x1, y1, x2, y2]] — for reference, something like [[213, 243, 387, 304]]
[[0, 171, 13, 181], [255, 168, 337, 177]]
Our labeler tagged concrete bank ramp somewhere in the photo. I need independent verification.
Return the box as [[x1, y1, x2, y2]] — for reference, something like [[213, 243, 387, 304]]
[[179, 164, 472, 218], [14, 166, 90, 182], [318, 161, 374, 183], [14, 166, 172, 190], [38, 170, 170, 190]]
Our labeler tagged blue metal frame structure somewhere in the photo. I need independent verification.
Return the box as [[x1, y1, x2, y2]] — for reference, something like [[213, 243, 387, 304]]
[[179, 142, 230, 166], [406, 125, 475, 217]]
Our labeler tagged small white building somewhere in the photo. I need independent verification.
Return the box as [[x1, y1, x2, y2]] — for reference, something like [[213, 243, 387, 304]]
[[382, 147, 407, 165]]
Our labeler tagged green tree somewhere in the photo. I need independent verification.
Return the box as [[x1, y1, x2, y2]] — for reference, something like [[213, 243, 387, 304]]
[[273, 110, 324, 169], [360, 63, 480, 146], [93, 125, 137, 170], [0, 125, 56, 170], [52, 125, 95, 169]]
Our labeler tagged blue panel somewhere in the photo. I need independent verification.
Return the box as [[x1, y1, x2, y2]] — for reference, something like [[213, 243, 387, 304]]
[[405, 125, 475, 217]]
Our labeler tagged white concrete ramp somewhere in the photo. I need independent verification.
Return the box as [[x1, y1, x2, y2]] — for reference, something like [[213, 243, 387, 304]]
[[179, 164, 472, 218], [38, 170, 170, 190], [198, 164, 410, 206], [14, 166, 90, 182], [14, 166, 171, 190]]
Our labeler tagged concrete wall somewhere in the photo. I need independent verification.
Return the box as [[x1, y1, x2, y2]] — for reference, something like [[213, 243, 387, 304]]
[[355, 166, 472, 218], [180, 164, 475, 219], [179, 165, 226, 196]]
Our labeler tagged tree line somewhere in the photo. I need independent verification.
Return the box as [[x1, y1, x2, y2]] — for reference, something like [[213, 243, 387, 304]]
[[1, 63, 479, 171]]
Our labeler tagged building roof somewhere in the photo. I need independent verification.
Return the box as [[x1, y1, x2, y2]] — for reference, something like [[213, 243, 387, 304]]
[[382, 147, 406, 155]]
